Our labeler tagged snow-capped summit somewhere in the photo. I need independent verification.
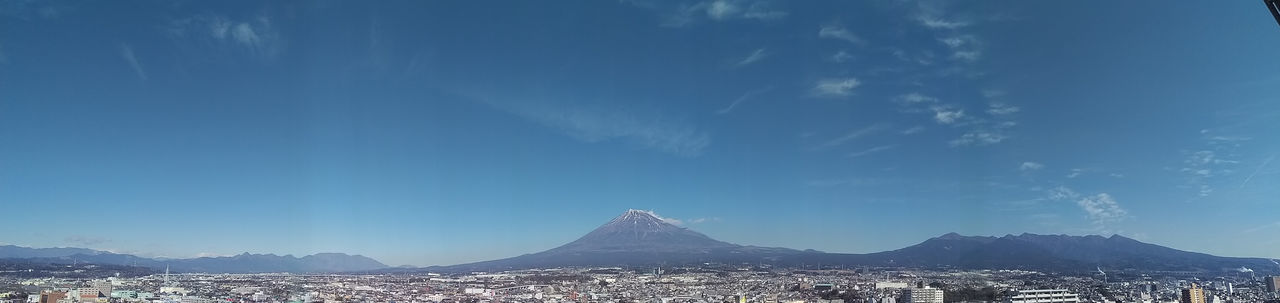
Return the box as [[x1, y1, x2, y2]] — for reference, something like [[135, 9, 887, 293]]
[[545, 209, 737, 253]]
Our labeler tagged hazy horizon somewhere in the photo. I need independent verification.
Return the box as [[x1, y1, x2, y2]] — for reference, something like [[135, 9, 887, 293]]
[[3, 1, 1279, 267]]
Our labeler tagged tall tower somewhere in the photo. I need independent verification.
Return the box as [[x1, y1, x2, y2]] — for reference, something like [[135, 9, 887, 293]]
[[1180, 283, 1205, 303], [163, 265, 170, 286]]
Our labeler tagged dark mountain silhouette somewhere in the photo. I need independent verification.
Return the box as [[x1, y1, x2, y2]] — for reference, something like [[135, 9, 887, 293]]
[[0, 245, 387, 273], [6, 211, 1277, 275], [415, 211, 1280, 275], [418, 209, 801, 271]]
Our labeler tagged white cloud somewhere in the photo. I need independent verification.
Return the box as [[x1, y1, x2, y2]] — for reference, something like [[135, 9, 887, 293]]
[[952, 50, 981, 62], [896, 92, 938, 104], [168, 14, 281, 59], [688, 217, 721, 224], [949, 130, 1006, 146], [734, 48, 768, 67], [820, 123, 889, 148], [194, 252, 231, 258], [831, 50, 853, 63], [1076, 193, 1128, 224], [811, 77, 861, 97], [705, 0, 740, 20], [1048, 186, 1080, 201], [939, 37, 967, 48], [651, 0, 786, 26], [637, 210, 684, 225], [987, 103, 1020, 115], [901, 126, 925, 135], [118, 43, 147, 81], [917, 15, 969, 29], [1019, 162, 1044, 171], [1066, 168, 1083, 178], [931, 106, 965, 124], [848, 145, 896, 158], [818, 25, 862, 44]]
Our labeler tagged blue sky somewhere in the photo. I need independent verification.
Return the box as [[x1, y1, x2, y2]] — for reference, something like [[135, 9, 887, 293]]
[[2, 1, 1279, 267]]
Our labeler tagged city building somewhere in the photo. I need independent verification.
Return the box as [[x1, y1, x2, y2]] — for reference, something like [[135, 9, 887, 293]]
[[1181, 283, 1206, 303], [1268, 276, 1280, 293], [1006, 289, 1080, 303], [38, 292, 65, 303], [903, 286, 944, 303], [876, 282, 909, 289]]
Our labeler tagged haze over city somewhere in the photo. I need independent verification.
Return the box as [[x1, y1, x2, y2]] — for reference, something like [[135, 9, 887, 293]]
[[3, 0, 1280, 268]]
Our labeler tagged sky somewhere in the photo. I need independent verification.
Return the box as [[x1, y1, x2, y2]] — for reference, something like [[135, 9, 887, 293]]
[[2, 1, 1280, 267]]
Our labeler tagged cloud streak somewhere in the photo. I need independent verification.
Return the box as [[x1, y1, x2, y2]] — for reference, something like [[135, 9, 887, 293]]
[[818, 25, 862, 44], [715, 87, 771, 115], [477, 96, 709, 157], [118, 43, 147, 81], [734, 48, 768, 67], [811, 77, 860, 97], [819, 123, 888, 148], [847, 145, 896, 158]]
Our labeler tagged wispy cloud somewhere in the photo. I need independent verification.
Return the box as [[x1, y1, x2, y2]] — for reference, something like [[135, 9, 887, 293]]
[[938, 35, 982, 62], [1019, 161, 1044, 171], [901, 126, 925, 135], [847, 145, 896, 158], [819, 123, 888, 148], [734, 48, 768, 67], [804, 178, 887, 187], [1076, 193, 1128, 224], [831, 50, 853, 63], [639, 0, 786, 27], [917, 15, 969, 29], [1244, 221, 1280, 233], [687, 217, 722, 224], [1046, 186, 1128, 227], [987, 102, 1020, 115], [949, 130, 1007, 147], [818, 25, 863, 44], [715, 87, 771, 114], [477, 96, 709, 157], [167, 14, 282, 59], [930, 105, 965, 124], [1240, 154, 1274, 189], [194, 252, 232, 258], [64, 235, 110, 247], [896, 92, 938, 104], [811, 77, 860, 97], [1066, 168, 1084, 178], [118, 43, 147, 81]]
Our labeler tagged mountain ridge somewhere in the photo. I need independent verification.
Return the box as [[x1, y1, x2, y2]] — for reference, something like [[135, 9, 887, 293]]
[[0, 245, 387, 273], [5, 211, 1277, 275], [411, 211, 1280, 274]]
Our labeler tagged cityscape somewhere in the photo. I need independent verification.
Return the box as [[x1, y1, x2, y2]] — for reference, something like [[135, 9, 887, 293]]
[[2, 210, 1280, 303], [4, 1, 1280, 303]]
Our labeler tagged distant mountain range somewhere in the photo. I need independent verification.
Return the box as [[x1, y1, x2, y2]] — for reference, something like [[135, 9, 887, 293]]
[[414, 210, 1280, 275], [0, 245, 387, 273], [4, 209, 1277, 275]]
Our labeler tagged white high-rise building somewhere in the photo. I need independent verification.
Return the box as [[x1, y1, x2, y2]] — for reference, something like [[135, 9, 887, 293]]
[[1006, 289, 1080, 303], [903, 286, 944, 303]]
